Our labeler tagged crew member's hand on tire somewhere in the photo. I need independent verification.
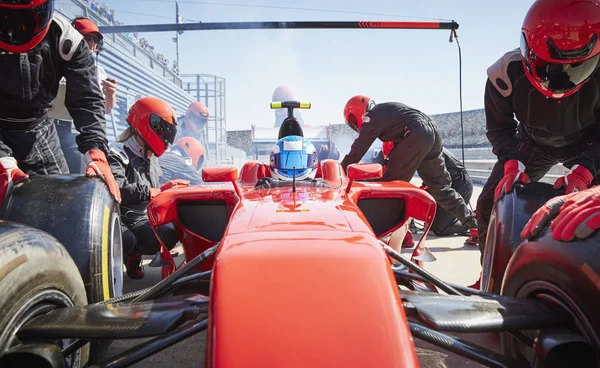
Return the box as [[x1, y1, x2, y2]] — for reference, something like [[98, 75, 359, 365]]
[[553, 164, 593, 194], [84, 149, 121, 203], [494, 160, 530, 202], [521, 185, 600, 241], [0, 157, 28, 207]]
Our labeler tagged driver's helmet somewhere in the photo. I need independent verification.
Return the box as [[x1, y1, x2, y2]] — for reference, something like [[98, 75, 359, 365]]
[[269, 135, 318, 181], [185, 102, 209, 133]]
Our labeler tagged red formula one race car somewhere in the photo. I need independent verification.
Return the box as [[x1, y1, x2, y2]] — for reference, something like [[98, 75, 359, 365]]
[[0, 151, 597, 367], [0, 102, 598, 368]]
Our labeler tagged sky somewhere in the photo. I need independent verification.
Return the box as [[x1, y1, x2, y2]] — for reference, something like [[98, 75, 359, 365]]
[[57, 0, 536, 130]]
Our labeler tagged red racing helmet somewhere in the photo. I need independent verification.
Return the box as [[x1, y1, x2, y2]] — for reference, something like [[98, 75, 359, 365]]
[[520, 0, 600, 98], [72, 17, 103, 51], [0, 0, 55, 53], [185, 102, 209, 133], [343, 95, 376, 133], [126, 97, 178, 157], [175, 137, 205, 170]]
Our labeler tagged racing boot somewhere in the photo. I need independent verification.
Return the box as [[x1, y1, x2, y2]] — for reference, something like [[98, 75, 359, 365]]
[[464, 228, 478, 246], [468, 273, 482, 290], [126, 253, 145, 279], [402, 230, 415, 248], [408, 219, 419, 234]]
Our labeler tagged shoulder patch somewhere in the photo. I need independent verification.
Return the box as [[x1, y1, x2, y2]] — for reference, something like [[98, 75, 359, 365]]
[[362, 113, 371, 124], [487, 49, 522, 98], [52, 14, 84, 62], [109, 145, 129, 166]]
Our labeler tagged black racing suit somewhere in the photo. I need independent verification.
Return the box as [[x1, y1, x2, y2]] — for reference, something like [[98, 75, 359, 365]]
[[476, 49, 600, 258], [429, 149, 473, 236], [340, 102, 475, 224], [109, 145, 178, 256], [159, 150, 203, 186], [0, 17, 108, 175]]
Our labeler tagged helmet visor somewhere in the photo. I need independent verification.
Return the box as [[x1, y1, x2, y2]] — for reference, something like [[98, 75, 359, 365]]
[[271, 151, 317, 178], [521, 33, 600, 94], [0, 1, 54, 47], [149, 113, 177, 145], [188, 114, 208, 131]]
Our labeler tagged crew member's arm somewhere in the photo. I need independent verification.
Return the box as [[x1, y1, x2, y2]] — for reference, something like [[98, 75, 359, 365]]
[[63, 41, 108, 154], [62, 41, 121, 202], [101, 78, 117, 114], [108, 151, 151, 206], [340, 119, 379, 171], [484, 79, 520, 163]]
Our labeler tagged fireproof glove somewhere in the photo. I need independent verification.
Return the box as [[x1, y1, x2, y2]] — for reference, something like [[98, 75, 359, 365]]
[[553, 164, 593, 194], [0, 157, 28, 207], [160, 179, 190, 191], [494, 160, 530, 202], [149, 180, 191, 200], [84, 149, 121, 204], [521, 186, 600, 241], [149, 188, 161, 200]]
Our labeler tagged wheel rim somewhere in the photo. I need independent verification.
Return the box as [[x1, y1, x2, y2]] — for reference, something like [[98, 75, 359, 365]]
[[0, 289, 81, 368], [505, 280, 599, 363], [111, 211, 124, 297]]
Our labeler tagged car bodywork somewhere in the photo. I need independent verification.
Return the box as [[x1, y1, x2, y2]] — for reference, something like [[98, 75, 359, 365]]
[[0, 161, 599, 368]]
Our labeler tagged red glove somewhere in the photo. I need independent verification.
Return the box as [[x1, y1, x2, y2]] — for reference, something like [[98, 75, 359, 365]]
[[521, 186, 600, 241], [0, 157, 29, 206], [160, 179, 190, 191], [553, 164, 593, 194], [84, 149, 121, 204], [494, 160, 530, 202], [149, 180, 190, 200], [149, 188, 161, 200]]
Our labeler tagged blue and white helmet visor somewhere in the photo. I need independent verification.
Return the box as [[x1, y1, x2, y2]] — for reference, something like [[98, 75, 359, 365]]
[[270, 140, 317, 179]]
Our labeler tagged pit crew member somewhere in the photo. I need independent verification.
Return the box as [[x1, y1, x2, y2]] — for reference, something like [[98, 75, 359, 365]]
[[176, 101, 209, 141], [159, 137, 204, 186], [475, 0, 600, 280], [340, 96, 477, 230], [109, 97, 184, 279], [53, 16, 118, 174], [0, 0, 120, 206]]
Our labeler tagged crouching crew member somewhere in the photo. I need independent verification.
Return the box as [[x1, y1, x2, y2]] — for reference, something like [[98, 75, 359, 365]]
[[340, 96, 477, 230], [109, 97, 187, 279]]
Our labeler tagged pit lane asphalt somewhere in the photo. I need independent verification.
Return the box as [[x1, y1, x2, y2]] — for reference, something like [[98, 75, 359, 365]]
[[106, 182, 497, 368]]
